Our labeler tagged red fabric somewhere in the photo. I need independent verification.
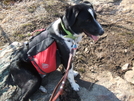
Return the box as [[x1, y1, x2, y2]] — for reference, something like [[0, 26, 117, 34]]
[[30, 42, 57, 74]]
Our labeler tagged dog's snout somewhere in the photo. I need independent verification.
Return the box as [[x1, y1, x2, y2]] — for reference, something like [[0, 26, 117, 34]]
[[99, 29, 104, 35]]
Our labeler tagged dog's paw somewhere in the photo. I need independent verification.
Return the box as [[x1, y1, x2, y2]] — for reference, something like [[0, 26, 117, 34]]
[[73, 70, 79, 77], [71, 82, 80, 91], [39, 86, 47, 93]]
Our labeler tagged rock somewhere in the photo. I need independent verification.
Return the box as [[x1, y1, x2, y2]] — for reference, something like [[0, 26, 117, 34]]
[[78, 85, 120, 101], [129, 96, 134, 101], [84, 47, 89, 53], [96, 5, 103, 13], [120, 0, 134, 13], [78, 71, 134, 101], [121, 63, 129, 70], [96, 71, 134, 101], [0, 42, 22, 100], [124, 70, 134, 84], [132, 60, 134, 70]]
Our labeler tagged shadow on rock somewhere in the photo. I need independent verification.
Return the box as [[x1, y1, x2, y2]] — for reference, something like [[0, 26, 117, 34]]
[[30, 71, 120, 101], [30, 71, 80, 101], [76, 76, 120, 101]]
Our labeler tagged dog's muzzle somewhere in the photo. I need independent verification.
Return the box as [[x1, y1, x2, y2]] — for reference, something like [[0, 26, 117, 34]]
[[98, 28, 104, 35]]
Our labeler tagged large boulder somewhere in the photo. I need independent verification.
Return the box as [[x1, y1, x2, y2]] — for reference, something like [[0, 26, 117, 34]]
[[0, 42, 22, 100]]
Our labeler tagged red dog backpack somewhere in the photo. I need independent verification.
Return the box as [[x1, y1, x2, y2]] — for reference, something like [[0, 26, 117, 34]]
[[27, 30, 57, 75]]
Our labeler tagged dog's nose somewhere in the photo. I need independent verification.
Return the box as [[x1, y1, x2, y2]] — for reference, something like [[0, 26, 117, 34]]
[[99, 29, 104, 35]]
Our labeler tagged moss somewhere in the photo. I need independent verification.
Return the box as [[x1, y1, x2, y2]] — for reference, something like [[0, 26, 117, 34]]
[[128, 39, 134, 45], [27, 33, 31, 37], [120, 32, 133, 36], [77, 68, 85, 73], [21, 23, 33, 27], [2, 0, 12, 5], [27, 5, 38, 13], [21, 22, 36, 32]]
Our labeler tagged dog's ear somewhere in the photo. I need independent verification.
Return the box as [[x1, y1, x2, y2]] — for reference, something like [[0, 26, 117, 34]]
[[64, 6, 79, 28], [83, 1, 93, 8]]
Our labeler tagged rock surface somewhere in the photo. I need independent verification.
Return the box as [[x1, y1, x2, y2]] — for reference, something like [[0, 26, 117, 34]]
[[120, 0, 134, 13], [0, 42, 22, 100], [124, 70, 134, 84]]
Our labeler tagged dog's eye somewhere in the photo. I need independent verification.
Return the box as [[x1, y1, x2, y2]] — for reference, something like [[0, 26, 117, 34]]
[[86, 19, 91, 22]]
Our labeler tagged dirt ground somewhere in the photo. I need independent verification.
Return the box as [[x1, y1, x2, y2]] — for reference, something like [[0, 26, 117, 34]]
[[76, 13, 134, 77], [76, 8, 134, 78], [0, 0, 134, 100]]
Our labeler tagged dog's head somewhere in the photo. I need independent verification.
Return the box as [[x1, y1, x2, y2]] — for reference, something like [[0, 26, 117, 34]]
[[62, 1, 104, 41]]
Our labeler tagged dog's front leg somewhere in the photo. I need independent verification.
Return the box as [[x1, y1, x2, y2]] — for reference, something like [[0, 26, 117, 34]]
[[67, 64, 80, 91]]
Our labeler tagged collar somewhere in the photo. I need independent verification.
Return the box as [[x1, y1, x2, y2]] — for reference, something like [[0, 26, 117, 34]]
[[60, 21, 76, 40]]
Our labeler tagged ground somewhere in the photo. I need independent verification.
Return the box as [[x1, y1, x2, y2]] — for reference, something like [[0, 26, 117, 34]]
[[76, 13, 134, 78], [0, 0, 134, 101]]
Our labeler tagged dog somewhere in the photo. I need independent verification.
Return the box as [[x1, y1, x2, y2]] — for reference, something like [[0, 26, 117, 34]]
[[8, 1, 104, 101]]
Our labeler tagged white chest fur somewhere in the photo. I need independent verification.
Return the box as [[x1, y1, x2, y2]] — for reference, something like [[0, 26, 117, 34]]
[[62, 35, 82, 52]]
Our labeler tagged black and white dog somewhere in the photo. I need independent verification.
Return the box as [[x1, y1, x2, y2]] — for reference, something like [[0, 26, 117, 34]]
[[9, 1, 104, 101]]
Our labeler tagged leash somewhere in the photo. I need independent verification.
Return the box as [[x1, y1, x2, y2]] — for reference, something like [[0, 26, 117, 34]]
[[49, 43, 77, 101], [31, 29, 45, 36]]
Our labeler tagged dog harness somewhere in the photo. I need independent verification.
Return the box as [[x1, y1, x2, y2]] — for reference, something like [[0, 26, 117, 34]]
[[27, 29, 70, 75]]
